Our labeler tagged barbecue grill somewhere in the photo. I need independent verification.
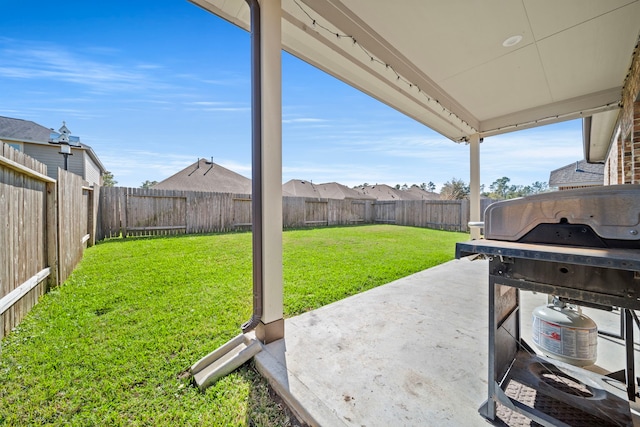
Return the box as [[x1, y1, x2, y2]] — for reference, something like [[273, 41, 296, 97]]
[[456, 184, 640, 426]]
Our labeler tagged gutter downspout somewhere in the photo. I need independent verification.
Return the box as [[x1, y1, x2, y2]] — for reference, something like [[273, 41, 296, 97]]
[[242, 0, 263, 333], [582, 115, 592, 163]]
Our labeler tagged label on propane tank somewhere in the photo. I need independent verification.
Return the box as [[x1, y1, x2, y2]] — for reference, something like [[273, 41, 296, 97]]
[[532, 316, 597, 361]]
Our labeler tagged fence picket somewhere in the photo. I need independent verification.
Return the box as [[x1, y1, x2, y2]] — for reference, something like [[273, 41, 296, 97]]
[[0, 143, 94, 338], [97, 188, 480, 236]]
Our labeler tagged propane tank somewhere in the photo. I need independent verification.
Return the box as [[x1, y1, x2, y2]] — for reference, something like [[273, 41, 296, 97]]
[[532, 297, 597, 366]]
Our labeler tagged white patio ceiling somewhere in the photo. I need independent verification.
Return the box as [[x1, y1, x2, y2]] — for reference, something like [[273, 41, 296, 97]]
[[192, 0, 640, 162]]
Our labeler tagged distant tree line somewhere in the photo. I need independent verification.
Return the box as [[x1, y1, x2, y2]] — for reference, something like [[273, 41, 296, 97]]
[[102, 171, 117, 187], [439, 176, 549, 200], [392, 182, 437, 192], [99, 172, 157, 189], [355, 177, 548, 200], [483, 176, 548, 200]]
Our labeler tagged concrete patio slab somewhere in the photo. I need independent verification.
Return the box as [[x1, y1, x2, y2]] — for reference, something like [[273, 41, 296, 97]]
[[254, 258, 639, 426]]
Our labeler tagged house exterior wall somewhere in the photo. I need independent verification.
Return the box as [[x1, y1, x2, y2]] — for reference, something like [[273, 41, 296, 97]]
[[83, 153, 102, 186], [604, 134, 621, 184], [605, 41, 640, 184], [22, 143, 85, 181], [558, 185, 598, 191]]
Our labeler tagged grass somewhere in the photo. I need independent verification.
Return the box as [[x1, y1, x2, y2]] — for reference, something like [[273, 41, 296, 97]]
[[0, 225, 468, 426]]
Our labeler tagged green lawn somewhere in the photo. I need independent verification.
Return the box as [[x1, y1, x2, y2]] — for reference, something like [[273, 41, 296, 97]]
[[0, 225, 468, 426]]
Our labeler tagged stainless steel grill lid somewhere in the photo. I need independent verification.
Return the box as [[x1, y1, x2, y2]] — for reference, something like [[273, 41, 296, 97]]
[[484, 184, 640, 248]]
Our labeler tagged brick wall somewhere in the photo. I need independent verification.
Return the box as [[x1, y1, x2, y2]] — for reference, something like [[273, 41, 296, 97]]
[[604, 134, 621, 185], [612, 37, 640, 184], [634, 100, 640, 183]]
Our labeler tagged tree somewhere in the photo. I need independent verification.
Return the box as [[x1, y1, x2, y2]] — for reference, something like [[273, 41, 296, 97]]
[[488, 176, 511, 199], [485, 177, 550, 199], [102, 171, 117, 187], [401, 183, 408, 191], [141, 180, 158, 189], [530, 181, 549, 194], [419, 182, 436, 192], [440, 178, 469, 200]]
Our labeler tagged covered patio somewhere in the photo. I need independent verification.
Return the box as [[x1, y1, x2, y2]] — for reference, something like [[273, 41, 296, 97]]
[[254, 258, 640, 426], [187, 0, 640, 425]]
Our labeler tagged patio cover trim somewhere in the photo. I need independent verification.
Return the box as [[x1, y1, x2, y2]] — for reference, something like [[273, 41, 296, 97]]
[[191, 0, 637, 148]]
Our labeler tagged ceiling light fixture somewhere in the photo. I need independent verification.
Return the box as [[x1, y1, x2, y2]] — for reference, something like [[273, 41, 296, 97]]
[[502, 35, 523, 48]]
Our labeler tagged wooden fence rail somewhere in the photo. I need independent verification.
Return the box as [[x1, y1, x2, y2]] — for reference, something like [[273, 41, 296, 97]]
[[57, 169, 95, 284], [0, 143, 95, 338], [98, 187, 252, 239], [0, 144, 55, 338], [98, 187, 486, 239]]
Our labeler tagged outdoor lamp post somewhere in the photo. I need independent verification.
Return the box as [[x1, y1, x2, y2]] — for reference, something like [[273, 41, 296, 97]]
[[59, 141, 72, 171]]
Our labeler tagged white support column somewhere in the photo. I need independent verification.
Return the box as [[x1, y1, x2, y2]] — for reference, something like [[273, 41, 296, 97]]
[[257, 0, 284, 343], [469, 134, 481, 240]]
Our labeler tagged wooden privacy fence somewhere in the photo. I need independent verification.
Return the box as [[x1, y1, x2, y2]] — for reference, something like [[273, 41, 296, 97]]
[[98, 187, 484, 238], [374, 201, 396, 224], [57, 170, 97, 283], [0, 143, 96, 338], [98, 188, 376, 238], [282, 197, 374, 228], [98, 187, 252, 239]]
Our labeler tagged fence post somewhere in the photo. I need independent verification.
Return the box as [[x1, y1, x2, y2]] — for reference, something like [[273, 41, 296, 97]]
[[86, 186, 96, 247], [56, 169, 65, 283], [45, 181, 59, 290], [461, 199, 470, 232], [120, 188, 128, 238]]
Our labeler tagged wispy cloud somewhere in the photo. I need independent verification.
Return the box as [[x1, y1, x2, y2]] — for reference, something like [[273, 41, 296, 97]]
[[186, 101, 229, 106], [98, 150, 200, 184], [184, 100, 250, 112], [216, 160, 251, 176], [135, 63, 164, 70], [201, 107, 251, 112], [99, 149, 252, 184], [282, 117, 328, 124], [175, 73, 248, 86], [3, 105, 105, 120], [0, 39, 167, 93]]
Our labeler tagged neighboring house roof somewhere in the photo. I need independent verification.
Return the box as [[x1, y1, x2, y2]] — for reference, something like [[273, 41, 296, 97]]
[[0, 116, 51, 143], [282, 180, 374, 199], [282, 179, 321, 197], [404, 185, 441, 200], [153, 158, 252, 193], [316, 182, 375, 200], [356, 184, 441, 200], [549, 160, 604, 188], [0, 116, 107, 175], [354, 184, 413, 201]]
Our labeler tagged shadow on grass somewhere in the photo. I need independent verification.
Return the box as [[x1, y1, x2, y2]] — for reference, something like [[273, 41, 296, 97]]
[[95, 229, 252, 246], [94, 223, 395, 247]]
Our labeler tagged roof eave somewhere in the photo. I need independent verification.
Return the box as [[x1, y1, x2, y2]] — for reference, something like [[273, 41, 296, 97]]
[[583, 108, 621, 163]]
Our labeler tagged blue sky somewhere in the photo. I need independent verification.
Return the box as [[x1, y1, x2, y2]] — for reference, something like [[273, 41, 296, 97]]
[[0, 0, 584, 190]]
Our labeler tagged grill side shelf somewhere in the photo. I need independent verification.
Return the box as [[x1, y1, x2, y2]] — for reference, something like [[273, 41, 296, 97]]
[[456, 240, 640, 272]]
